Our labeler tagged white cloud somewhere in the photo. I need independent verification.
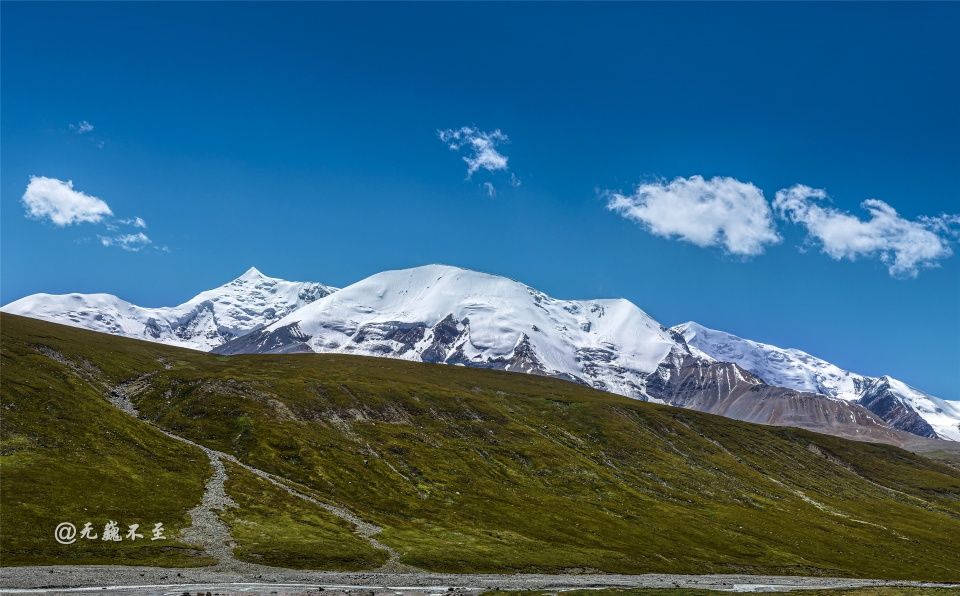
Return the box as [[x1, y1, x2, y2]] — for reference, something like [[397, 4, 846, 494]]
[[22, 176, 159, 252], [69, 120, 94, 134], [482, 182, 497, 198], [606, 175, 781, 256], [119, 216, 147, 228], [98, 232, 153, 252], [22, 176, 113, 226], [438, 126, 509, 178], [774, 185, 958, 277]]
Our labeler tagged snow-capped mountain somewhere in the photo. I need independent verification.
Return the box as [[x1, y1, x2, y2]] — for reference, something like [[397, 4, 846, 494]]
[[674, 322, 960, 441], [210, 265, 949, 446], [215, 265, 679, 398], [1, 267, 336, 351], [4, 263, 955, 445]]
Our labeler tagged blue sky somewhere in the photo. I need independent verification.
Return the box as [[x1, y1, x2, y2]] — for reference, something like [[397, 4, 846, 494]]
[[2, 3, 958, 399]]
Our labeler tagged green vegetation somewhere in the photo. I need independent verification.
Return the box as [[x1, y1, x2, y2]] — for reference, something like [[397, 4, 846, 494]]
[[220, 460, 387, 569], [2, 313, 960, 579]]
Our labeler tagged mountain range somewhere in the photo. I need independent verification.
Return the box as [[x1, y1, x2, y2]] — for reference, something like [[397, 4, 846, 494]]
[[4, 264, 958, 445], [1, 267, 335, 351]]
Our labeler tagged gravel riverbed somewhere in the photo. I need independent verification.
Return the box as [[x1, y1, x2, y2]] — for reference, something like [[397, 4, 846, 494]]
[[2, 566, 958, 595]]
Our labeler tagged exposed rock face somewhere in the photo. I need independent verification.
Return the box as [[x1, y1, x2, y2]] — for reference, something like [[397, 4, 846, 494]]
[[212, 322, 314, 355], [420, 314, 465, 363], [858, 377, 938, 439], [490, 334, 549, 376], [644, 351, 907, 444], [674, 321, 960, 441], [351, 321, 429, 355]]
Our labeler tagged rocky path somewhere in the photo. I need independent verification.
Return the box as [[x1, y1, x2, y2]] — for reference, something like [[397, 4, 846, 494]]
[[178, 451, 239, 568]]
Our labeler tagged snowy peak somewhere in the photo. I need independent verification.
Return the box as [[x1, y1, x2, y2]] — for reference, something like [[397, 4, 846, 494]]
[[182, 268, 337, 342], [238, 266, 266, 280], [675, 321, 960, 441], [216, 264, 679, 398], [1, 268, 336, 351]]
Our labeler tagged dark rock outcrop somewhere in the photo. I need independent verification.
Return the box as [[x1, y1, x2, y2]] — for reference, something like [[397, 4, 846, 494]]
[[857, 377, 938, 438], [212, 322, 312, 355]]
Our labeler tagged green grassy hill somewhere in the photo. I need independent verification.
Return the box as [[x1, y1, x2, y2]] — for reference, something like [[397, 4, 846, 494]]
[[2, 313, 959, 579]]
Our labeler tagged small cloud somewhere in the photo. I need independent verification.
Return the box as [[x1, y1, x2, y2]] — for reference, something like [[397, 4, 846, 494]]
[[438, 126, 509, 179], [69, 120, 94, 135], [119, 216, 147, 229], [606, 175, 781, 256], [510, 173, 522, 188], [22, 176, 113, 226], [774, 185, 959, 277], [482, 182, 497, 198], [98, 232, 153, 252]]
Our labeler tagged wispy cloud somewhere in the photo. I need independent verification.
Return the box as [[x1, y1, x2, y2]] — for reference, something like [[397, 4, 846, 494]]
[[774, 185, 958, 277], [69, 120, 94, 135], [98, 232, 153, 252], [22, 176, 113, 226], [68, 120, 105, 148], [482, 182, 497, 198], [606, 175, 780, 256], [119, 216, 147, 229], [438, 126, 509, 178], [21, 176, 159, 252]]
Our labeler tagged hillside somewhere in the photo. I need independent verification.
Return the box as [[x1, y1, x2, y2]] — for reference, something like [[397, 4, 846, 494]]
[[2, 313, 960, 580]]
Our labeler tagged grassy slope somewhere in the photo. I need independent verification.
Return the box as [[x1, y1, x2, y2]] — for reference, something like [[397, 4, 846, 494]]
[[2, 314, 959, 579], [221, 460, 387, 569]]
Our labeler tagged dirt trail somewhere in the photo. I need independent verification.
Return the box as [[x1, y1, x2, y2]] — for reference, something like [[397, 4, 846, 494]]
[[178, 450, 240, 567]]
